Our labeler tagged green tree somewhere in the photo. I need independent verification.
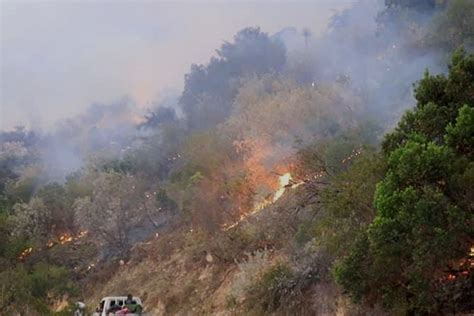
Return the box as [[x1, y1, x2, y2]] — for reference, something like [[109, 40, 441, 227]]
[[445, 104, 474, 158], [73, 171, 147, 250], [180, 27, 286, 131], [382, 48, 474, 153], [429, 0, 474, 53], [317, 151, 386, 256], [336, 51, 474, 313]]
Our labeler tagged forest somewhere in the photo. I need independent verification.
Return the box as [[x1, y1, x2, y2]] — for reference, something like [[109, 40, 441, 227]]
[[0, 0, 473, 315]]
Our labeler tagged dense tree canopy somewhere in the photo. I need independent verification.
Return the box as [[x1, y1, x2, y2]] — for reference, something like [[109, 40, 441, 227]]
[[180, 27, 286, 131], [335, 50, 474, 314]]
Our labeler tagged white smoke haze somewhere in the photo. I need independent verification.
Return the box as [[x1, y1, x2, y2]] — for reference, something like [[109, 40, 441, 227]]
[[0, 0, 457, 180], [1, 0, 350, 131], [279, 0, 445, 126], [37, 98, 145, 179]]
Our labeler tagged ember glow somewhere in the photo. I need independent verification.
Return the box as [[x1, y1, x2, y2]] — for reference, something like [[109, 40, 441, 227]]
[[341, 148, 362, 164], [17, 230, 89, 260], [438, 245, 474, 282], [59, 234, 74, 244], [18, 247, 33, 260], [57, 230, 88, 245], [470, 245, 474, 268]]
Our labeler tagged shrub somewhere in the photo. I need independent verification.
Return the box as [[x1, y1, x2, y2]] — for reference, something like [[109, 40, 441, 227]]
[[246, 262, 294, 312]]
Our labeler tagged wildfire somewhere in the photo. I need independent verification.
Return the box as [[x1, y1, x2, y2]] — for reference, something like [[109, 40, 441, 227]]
[[470, 245, 474, 268], [254, 172, 300, 210], [221, 212, 257, 231], [18, 247, 33, 260], [222, 172, 303, 231], [438, 245, 474, 282], [341, 148, 362, 164], [57, 230, 88, 245], [273, 173, 291, 202], [17, 230, 89, 260], [59, 234, 74, 244]]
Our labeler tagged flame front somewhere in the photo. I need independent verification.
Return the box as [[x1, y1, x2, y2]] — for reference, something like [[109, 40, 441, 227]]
[[273, 173, 291, 202], [18, 247, 33, 260], [222, 172, 302, 231], [17, 230, 89, 260]]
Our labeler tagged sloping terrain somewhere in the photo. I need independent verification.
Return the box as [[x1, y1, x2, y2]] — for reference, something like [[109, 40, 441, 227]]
[[85, 185, 383, 315]]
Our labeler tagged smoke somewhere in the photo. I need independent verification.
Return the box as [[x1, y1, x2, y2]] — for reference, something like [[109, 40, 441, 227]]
[[1, 0, 348, 131], [0, 98, 145, 181], [2, 0, 471, 268], [0, 0, 461, 184], [278, 0, 445, 126]]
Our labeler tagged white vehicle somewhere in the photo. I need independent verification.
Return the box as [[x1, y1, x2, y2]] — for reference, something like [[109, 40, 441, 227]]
[[92, 296, 145, 316]]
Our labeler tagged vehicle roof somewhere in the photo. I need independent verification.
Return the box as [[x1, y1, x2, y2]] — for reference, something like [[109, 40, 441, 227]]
[[101, 296, 141, 300]]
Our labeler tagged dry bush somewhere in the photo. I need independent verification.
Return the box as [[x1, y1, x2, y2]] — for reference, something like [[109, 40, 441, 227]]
[[230, 247, 273, 302]]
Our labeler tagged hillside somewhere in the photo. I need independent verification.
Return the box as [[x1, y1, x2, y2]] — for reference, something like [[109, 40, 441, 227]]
[[85, 185, 381, 315], [1, 1, 473, 315]]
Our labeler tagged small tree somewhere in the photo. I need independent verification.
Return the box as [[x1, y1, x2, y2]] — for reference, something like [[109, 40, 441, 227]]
[[9, 197, 51, 240], [73, 171, 145, 251]]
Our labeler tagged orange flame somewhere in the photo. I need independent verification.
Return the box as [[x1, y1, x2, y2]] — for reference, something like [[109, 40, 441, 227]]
[[18, 247, 33, 260], [221, 172, 303, 231], [18, 230, 89, 260], [273, 173, 291, 202], [59, 234, 74, 244]]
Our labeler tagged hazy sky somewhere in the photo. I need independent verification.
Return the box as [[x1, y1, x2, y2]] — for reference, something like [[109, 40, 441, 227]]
[[1, 0, 352, 130]]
